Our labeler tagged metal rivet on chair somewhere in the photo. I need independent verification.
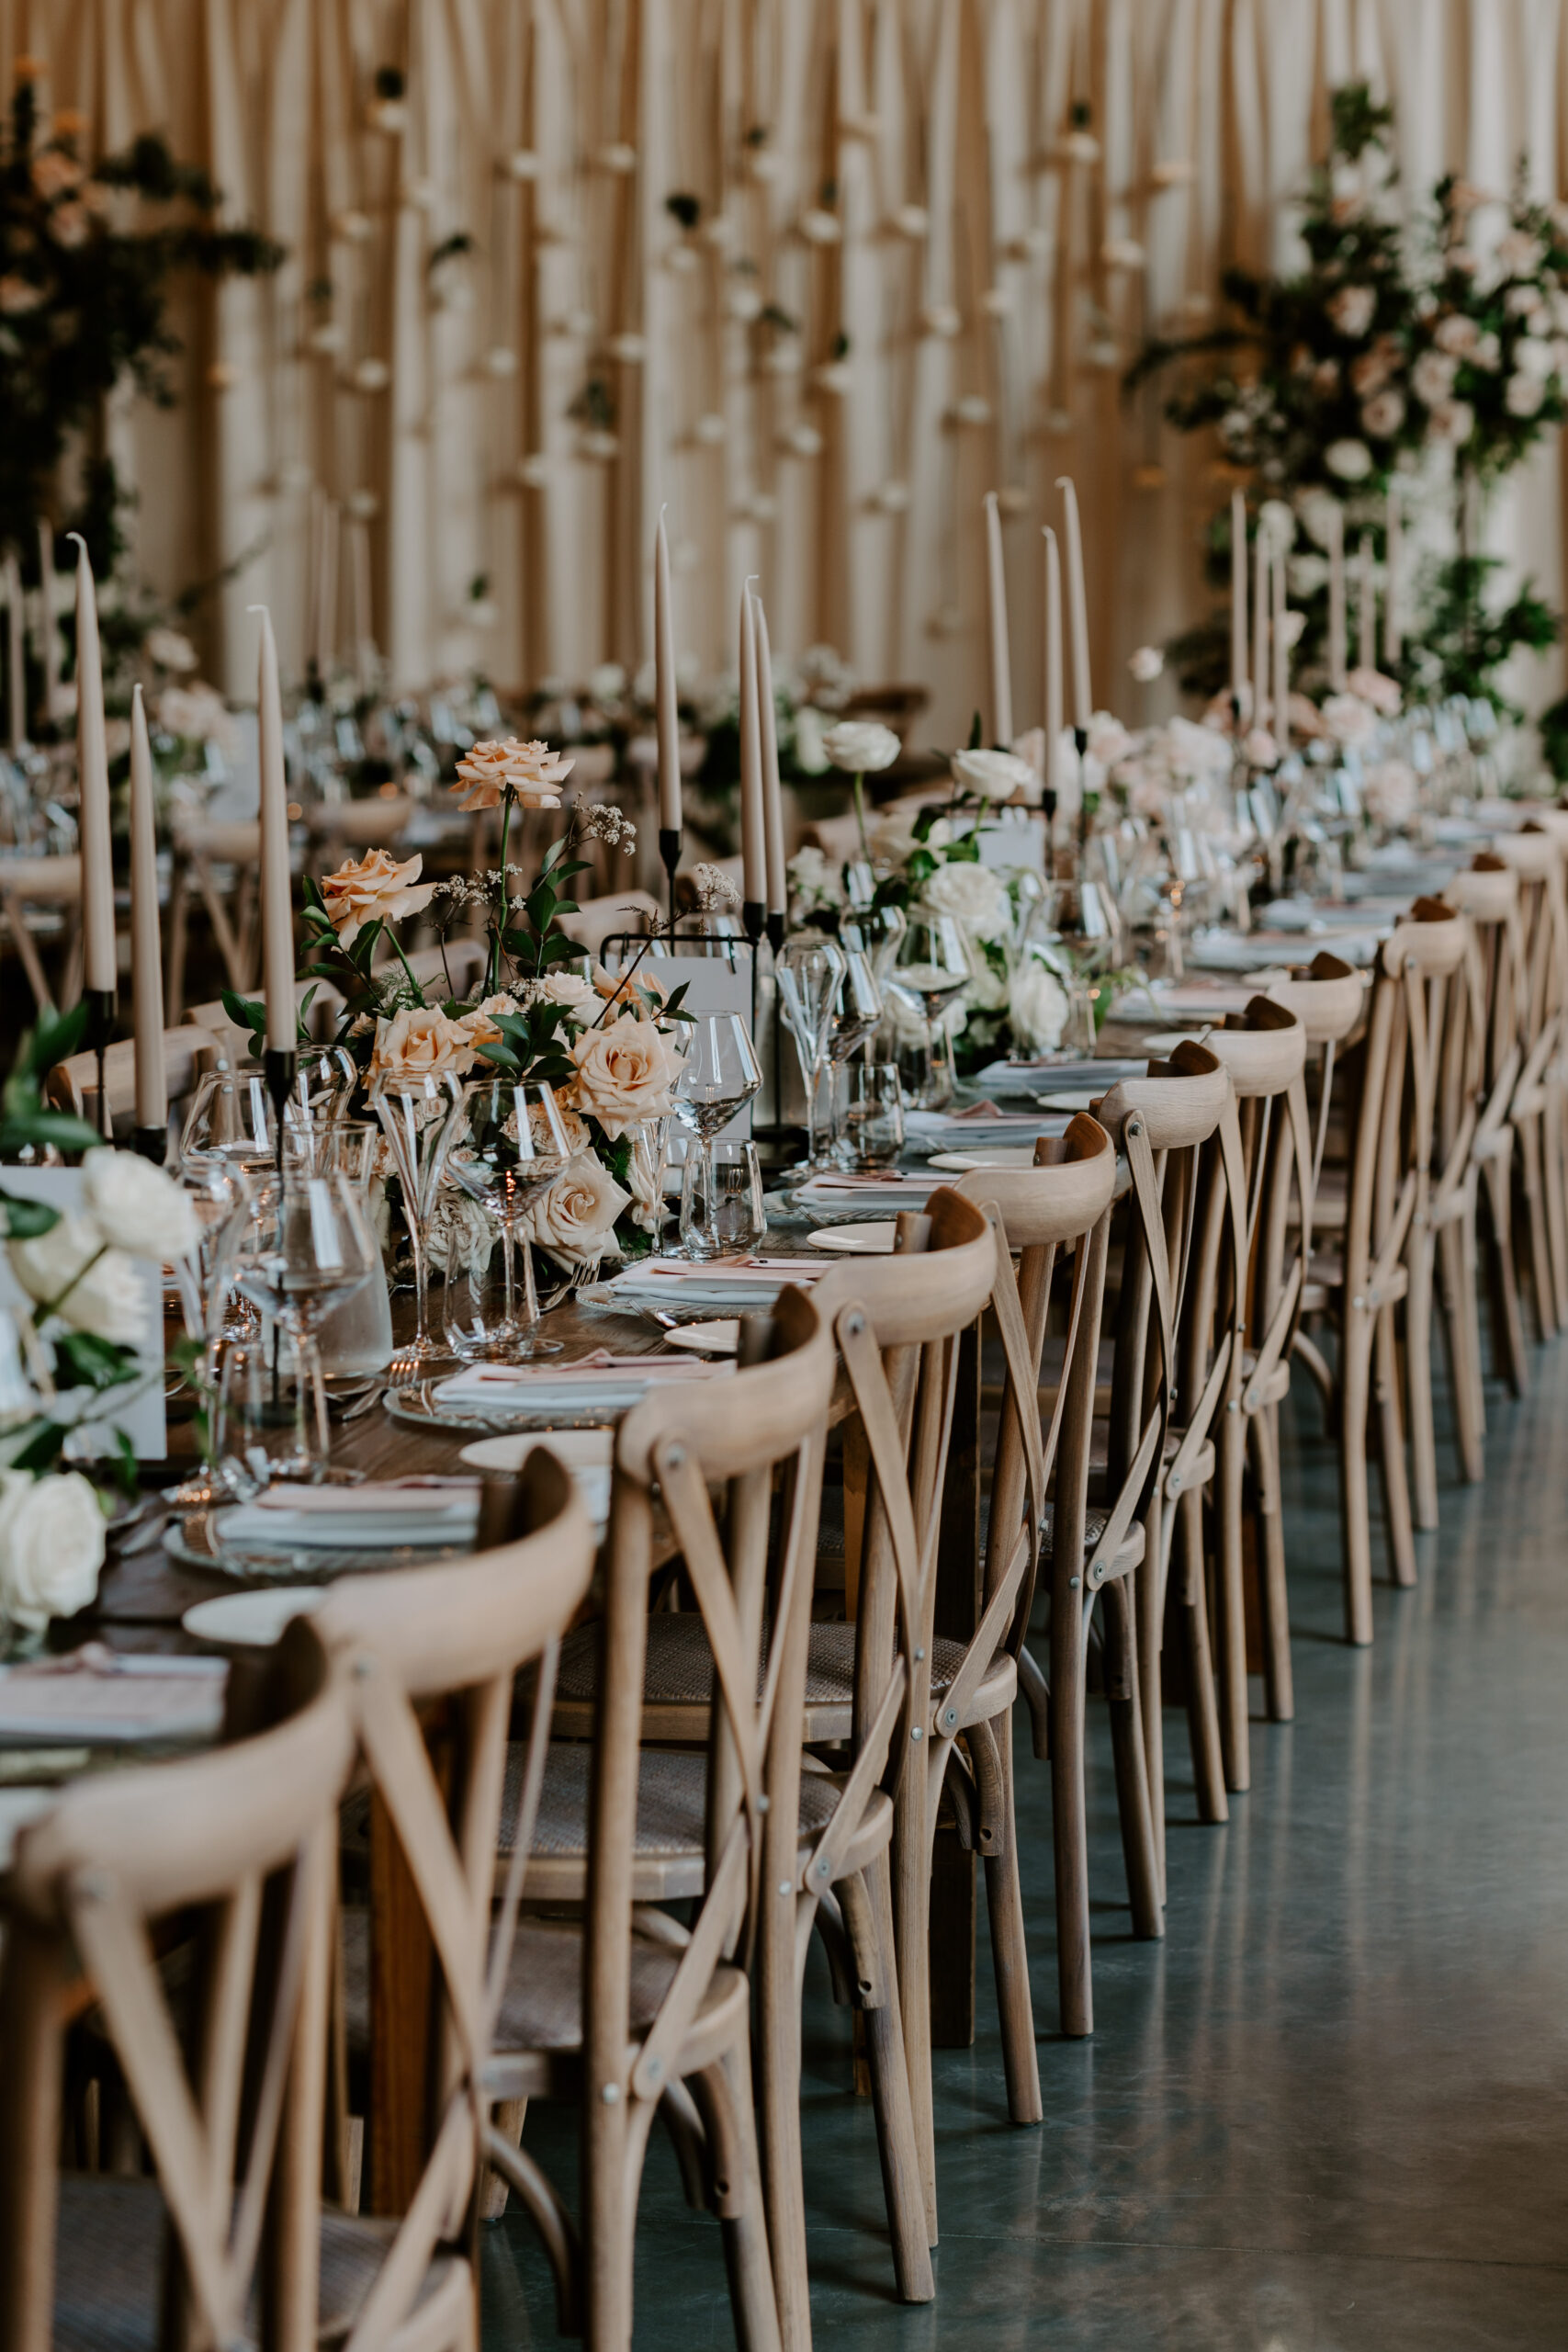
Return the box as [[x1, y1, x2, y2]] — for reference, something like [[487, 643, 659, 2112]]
[[911, 1725, 922, 1741], [602, 2083, 620, 2103], [1068, 1575, 1081, 1589], [913, 1645, 925, 1661], [778, 1882, 794, 1897], [645, 2056, 662, 2082], [943, 1706, 957, 1727]]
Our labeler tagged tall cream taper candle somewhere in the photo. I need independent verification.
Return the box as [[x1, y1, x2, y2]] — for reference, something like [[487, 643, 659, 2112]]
[[4, 554, 24, 752], [1253, 521, 1271, 732], [38, 522, 62, 724], [1272, 551, 1290, 756], [738, 582, 765, 911], [1055, 478, 1092, 729], [71, 536, 116, 997], [752, 594, 786, 918], [1384, 487, 1403, 667], [1356, 534, 1375, 673], [129, 685, 166, 1132], [253, 607, 295, 1051], [654, 510, 682, 833], [984, 491, 1013, 747], [1231, 491, 1248, 710], [1326, 504, 1347, 690], [1043, 526, 1064, 805]]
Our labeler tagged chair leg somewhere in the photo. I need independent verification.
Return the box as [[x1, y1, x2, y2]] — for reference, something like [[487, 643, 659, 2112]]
[[857, 1853, 936, 2299], [1100, 1575, 1163, 1939], [1338, 1307, 1375, 1645], [1541, 1079, 1568, 1328], [890, 1768, 938, 2244], [1438, 1208, 1484, 1485], [1518, 1115, 1556, 1342], [1249, 1405, 1294, 1723], [705, 2040, 784, 2352], [1214, 1402, 1250, 1793], [1049, 1579, 1092, 2038], [1373, 1302, 1416, 1589], [755, 1865, 811, 2352], [1137, 1487, 1167, 1902], [1176, 1487, 1227, 1824], [1405, 1227, 1438, 1531], [1482, 1152, 1529, 1396], [978, 1718, 1043, 2122]]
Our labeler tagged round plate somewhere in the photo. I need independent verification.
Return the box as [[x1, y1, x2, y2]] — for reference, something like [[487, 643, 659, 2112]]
[[183, 1589, 327, 1648], [1036, 1088, 1103, 1112], [458, 1429, 616, 1473], [807, 1221, 897, 1255], [660, 1318, 741, 1356], [928, 1147, 1043, 1172]]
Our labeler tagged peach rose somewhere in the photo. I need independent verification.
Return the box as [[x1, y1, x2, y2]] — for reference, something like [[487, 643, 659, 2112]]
[[451, 736, 574, 813], [321, 846, 436, 947], [454, 992, 521, 1049], [520, 1152, 632, 1267], [568, 1012, 682, 1139], [368, 1005, 478, 1081]]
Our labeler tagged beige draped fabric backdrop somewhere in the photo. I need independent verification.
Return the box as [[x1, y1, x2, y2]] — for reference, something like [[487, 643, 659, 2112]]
[[14, 0, 1568, 740]]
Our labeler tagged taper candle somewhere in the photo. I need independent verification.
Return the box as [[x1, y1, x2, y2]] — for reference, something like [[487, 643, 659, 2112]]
[[1326, 503, 1347, 690], [349, 515, 374, 692], [253, 606, 295, 1051], [71, 536, 116, 996], [752, 594, 786, 917], [984, 491, 1013, 747], [313, 499, 340, 681], [1272, 551, 1290, 755], [1253, 517, 1270, 731], [1056, 478, 1092, 727], [1356, 534, 1375, 673], [738, 582, 766, 910], [4, 554, 23, 751], [1043, 526, 1063, 803], [654, 509, 682, 832], [1384, 487, 1402, 667], [128, 685, 165, 1130], [38, 522, 62, 723], [1230, 491, 1248, 709]]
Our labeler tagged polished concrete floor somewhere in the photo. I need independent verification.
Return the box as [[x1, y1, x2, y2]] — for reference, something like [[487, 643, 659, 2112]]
[[479, 1348, 1568, 2347]]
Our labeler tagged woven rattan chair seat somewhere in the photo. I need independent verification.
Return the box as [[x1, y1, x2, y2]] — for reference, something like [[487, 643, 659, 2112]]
[[51, 2173, 457, 2350], [502, 1738, 842, 1861], [493, 1918, 748, 2055]]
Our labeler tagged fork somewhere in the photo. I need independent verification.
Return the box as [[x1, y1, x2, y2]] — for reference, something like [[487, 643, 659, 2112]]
[[343, 1353, 423, 1419]]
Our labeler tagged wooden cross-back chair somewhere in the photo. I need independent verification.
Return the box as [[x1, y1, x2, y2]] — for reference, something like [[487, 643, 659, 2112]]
[[1088, 1043, 1234, 1892], [1293, 900, 1468, 1644], [1195, 998, 1314, 1788], [1517, 805, 1568, 1306], [312, 1449, 595, 2352], [0, 1620, 355, 2352], [45, 1023, 219, 1147], [165, 816, 264, 1023], [0, 852, 82, 1013], [1489, 826, 1568, 1340], [485, 1287, 837, 2352]]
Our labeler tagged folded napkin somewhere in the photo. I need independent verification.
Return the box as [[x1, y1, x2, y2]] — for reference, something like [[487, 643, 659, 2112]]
[[220, 1496, 479, 1550], [795, 1170, 934, 1194], [0, 1646, 229, 1746], [433, 1351, 733, 1417], [256, 1478, 480, 1516], [630, 1257, 832, 1284]]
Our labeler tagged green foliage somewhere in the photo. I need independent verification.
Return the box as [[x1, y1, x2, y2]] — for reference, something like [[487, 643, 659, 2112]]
[[0, 1006, 99, 1163]]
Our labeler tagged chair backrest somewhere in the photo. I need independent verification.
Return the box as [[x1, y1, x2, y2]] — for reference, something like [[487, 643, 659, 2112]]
[[0, 854, 80, 904], [1447, 856, 1525, 1140], [308, 1448, 594, 2351], [1490, 827, 1568, 1059], [585, 1284, 835, 2284], [302, 797, 416, 854], [1208, 999, 1316, 1418], [45, 1023, 219, 1135], [560, 888, 661, 955], [1265, 950, 1365, 1046], [172, 816, 263, 864], [0, 1623, 355, 2352]]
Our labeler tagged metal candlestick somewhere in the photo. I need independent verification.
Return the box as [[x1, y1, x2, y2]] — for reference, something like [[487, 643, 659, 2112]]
[[130, 1127, 167, 1165], [83, 989, 116, 1142], [658, 828, 682, 933], [262, 1046, 299, 1177]]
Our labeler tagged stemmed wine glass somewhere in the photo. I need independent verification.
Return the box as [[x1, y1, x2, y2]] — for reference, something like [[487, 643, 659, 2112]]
[[825, 945, 884, 1162], [886, 910, 973, 1109], [673, 1013, 761, 1259], [166, 1157, 254, 1507], [445, 1079, 574, 1359], [223, 1168, 377, 1482], [775, 935, 846, 1171], [842, 901, 907, 994], [369, 1070, 468, 1370]]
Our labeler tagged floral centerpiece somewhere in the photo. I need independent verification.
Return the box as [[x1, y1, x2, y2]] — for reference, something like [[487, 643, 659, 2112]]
[[227, 740, 689, 1283], [0, 1010, 198, 1640]]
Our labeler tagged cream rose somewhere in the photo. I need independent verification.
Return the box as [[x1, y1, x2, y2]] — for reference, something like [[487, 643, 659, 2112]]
[[821, 719, 901, 775], [922, 861, 1012, 944], [1010, 961, 1070, 1054], [1345, 666, 1402, 718], [521, 1153, 632, 1267], [525, 970, 600, 1022], [82, 1149, 199, 1263], [368, 1005, 478, 1082], [455, 992, 522, 1049], [570, 1013, 682, 1139], [9, 1216, 144, 1345], [1128, 646, 1165, 684], [321, 846, 437, 948], [0, 1471, 105, 1631], [1321, 694, 1380, 749], [451, 737, 574, 813], [951, 748, 1037, 803]]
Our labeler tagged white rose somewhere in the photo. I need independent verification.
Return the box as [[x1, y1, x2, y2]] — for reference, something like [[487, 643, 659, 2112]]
[[1412, 348, 1459, 406], [1010, 961, 1070, 1054], [9, 1215, 144, 1345], [145, 627, 199, 673], [790, 707, 829, 775], [922, 860, 1012, 944], [1345, 666, 1402, 717], [1321, 694, 1380, 749], [587, 661, 626, 703], [951, 748, 1037, 803], [0, 1470, 105, 1631], [787, 844, 844, 912], [1128, 646, 1165, 684], [821, 719, 901, 775], [1296, 488, 1341, 551], [1428, 399, 1474, 444], [1515, 335, 1554, 380], [525, 971, 599, 1023], [1289, 552, 1329, 598], [1326, 285, 1376, 338], [521, 1152, 632, 1267], [1506, 372, 1546, 417], [1325, 438, 1373, 482], [83, 1148, 199, 1262], [1085, 712, 1134, 770], [869, 807, 950, 865], [1364, 759, 1418, 830], [1434, 312, 1480, 357], [964, 956, 1010, 1012], [1361, 390, 1405, 438]]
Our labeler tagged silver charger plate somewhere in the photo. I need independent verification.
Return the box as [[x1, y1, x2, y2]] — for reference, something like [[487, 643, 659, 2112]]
[[382, 1381, 623, 1440], [164, 1504, 473, 1585]]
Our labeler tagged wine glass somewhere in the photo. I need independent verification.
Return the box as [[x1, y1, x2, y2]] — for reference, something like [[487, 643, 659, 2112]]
[[775, 935, 846, 1171], [178, 1065, 277, 1175], [223, 1169, 377, 1481], [166, 1157, 255, 1507], [842, 901, 906, 994], [886, 910, 973, 1110], [445, 1079, 574, 1359], [825, 946, 884, 1162], [673, 1013, 762, 1259], [369, 1070, 468, 1370]]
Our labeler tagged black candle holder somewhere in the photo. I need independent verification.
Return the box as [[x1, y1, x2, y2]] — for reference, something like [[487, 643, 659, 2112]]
[[83, 989, 116, 1142], [130, 1127, 167, 1166], [658, 827, 682, 933], [263, 1046, 299, 1177]]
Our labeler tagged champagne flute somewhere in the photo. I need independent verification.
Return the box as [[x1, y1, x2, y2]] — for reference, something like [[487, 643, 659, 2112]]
[[223, 1169, 377, 1481], [886, 910, 972, 1109], [775, 935, 846, 1171], [825, 945, 883, 1162], [369, 1070, 468, 1370], [446, 1079, 574, 1359], [673, 1013, 761, 1259]]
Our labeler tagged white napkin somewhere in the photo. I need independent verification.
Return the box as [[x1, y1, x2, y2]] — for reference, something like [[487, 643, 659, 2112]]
[[0, 1647, 229, 1745], [434, 1351, 732, 1416]]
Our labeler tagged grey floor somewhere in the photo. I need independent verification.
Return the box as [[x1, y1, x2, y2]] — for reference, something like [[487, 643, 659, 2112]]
[[479, 1347, 1568, 2348]]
